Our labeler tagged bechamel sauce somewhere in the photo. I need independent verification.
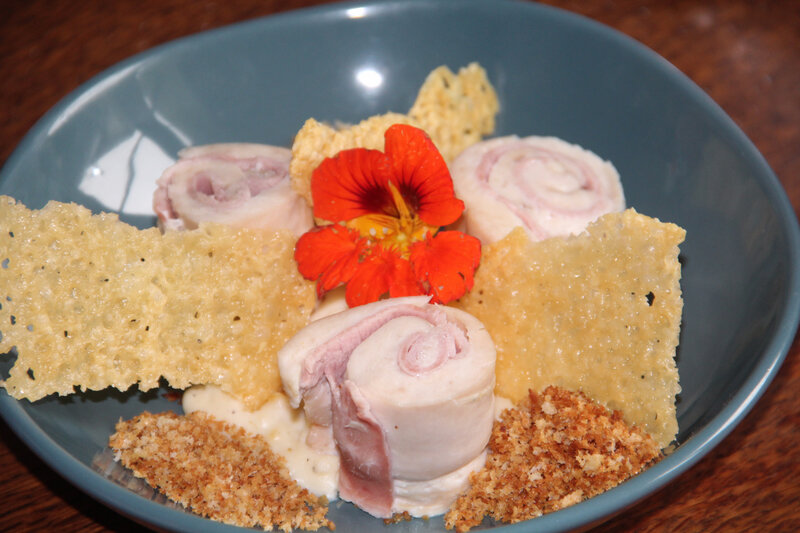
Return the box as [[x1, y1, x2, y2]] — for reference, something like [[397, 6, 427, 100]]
[[309, 286, 348, 321], [183, 290, 512, 514], [182, 384, 512, 510], [494, 395, 513, 418], [180, 288, 345, 498], [393, 451, 488, 517], [182, 384, 339, 500]]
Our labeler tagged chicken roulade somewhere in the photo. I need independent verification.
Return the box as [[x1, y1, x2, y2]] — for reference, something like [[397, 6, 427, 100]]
[[451, 135, 625, 243], [153, 143, 313, 235], [279, 296, 496, 518]]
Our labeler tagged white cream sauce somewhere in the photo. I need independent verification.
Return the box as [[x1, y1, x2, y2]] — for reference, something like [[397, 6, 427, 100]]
[[393, 451, 488, 517], [494, 395, 514, 418], [182, 384, 339, 500], [182, 385, 513, 515], [309, 286, 348, 322]]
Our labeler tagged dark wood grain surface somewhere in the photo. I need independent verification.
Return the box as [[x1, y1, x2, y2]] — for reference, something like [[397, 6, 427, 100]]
[[1, 1, 798, 531]]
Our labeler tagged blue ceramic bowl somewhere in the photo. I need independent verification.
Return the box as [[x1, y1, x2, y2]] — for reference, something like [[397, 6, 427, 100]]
[[2, 1, 799, 532]]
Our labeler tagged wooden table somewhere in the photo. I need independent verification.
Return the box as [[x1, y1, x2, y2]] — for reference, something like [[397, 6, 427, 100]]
[[1, 1, 798, 531]]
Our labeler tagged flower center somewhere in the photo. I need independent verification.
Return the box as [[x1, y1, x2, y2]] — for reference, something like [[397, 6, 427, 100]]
[[347, 180, 437, 255]]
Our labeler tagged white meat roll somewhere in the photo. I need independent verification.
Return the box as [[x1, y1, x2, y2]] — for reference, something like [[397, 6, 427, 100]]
[[153, 143, 313, 235], [279, 296, 496, 518], [451, 135, 625, 243]]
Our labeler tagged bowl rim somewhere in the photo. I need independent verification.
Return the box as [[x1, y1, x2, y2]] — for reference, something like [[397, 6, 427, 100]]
[[1, 0, 799, 532]]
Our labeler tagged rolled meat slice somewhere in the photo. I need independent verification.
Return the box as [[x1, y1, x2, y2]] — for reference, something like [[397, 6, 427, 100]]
[[451, 135, 625, 243], [279, 296, 496, 518], [153, 143, 314, 235]]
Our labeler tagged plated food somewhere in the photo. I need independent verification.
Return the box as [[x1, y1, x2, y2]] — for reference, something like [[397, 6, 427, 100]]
[[0, 63, 683, 530], [4, 2, 800, 532], [450, 135, 626, 243], [153, 143, 313, 236]]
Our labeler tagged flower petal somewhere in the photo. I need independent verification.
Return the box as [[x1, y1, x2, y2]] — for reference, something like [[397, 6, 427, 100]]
[[311, 148, 395, 222], [295, 225, 363, 297], [409, 230, 481, 304], [345, 248, 420, 307], [383, 124, 464, 226], [385, 254, 421, 299]]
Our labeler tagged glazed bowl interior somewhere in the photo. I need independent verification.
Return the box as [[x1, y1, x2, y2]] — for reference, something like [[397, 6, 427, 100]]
[[1, 1, 799, 532]]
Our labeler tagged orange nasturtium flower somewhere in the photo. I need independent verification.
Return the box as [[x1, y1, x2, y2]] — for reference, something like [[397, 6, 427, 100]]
[[294, 124, 481, 307]]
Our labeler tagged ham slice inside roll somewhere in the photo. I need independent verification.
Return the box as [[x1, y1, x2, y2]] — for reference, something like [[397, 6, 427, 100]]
[[279, 296, 496, 518], [451, 135, 625, 243], [153, 143, 313, 235]]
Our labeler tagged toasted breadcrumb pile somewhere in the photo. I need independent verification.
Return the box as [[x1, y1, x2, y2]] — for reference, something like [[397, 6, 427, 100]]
[[109, 411, 333, 532], [444, 386, 662, 532]]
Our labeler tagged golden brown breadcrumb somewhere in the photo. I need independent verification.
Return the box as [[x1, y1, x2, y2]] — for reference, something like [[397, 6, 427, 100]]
[[444, 386, 662, 532], [108, 411, 333, 532], [383, 511, 413, 525]]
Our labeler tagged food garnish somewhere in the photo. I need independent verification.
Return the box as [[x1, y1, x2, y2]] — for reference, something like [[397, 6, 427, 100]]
[[289, 63, 498, 205], [110, 411, 333, 532], [294, 124, 481, 306], [445, 386, 662, 531], [0, 196, 314, 408], [407, 63, 499, 162], [455, 209, 684, 447]]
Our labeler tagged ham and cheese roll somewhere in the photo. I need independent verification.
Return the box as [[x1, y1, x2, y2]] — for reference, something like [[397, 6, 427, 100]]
[[279, 296, 496, 518], [451, 135, 625, 243], [153, 143, 313, 235]]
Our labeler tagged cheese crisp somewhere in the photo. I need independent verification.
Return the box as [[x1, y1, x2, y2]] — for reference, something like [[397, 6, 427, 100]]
[[0, 196, 315, 408], [290, 113, 420, 205], [455, 209, 685, 447], [290, 63, 499, 205], [408, 63, 499, 162]]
